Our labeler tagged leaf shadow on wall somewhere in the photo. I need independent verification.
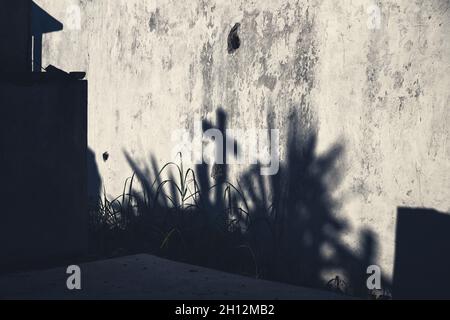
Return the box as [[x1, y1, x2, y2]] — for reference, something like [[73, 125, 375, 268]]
[[94, 107, 389, 297]]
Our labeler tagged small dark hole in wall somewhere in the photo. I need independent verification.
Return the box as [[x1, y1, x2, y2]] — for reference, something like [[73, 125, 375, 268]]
[[228, 23, 241, 54], [103, 152, 109, 162]]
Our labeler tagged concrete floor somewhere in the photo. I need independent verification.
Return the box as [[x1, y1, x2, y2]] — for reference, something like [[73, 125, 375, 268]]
[[0, 254, 348, 300]]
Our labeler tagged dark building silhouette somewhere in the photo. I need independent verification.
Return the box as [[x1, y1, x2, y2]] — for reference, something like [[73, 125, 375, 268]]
[[0, 1, 32, 73], [393, 208, 450, 299], [31, 1, 63, 72], [0, 1, 88, 271]]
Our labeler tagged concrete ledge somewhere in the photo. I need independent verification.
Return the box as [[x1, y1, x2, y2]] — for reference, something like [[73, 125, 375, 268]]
[[0, 254, 349, 300]]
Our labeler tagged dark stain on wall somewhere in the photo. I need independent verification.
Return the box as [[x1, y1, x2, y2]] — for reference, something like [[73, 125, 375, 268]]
[[200, 41, 214, 115], [227, 23, 241, 54], [148, 8, 169, 34]]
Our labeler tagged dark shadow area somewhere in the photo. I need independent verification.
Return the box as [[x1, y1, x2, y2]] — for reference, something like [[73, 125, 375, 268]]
[[0, 1, 63, 74], [103, 107, 391, 298], [0, 80, 88, 273], [0, 1, 32, 73], [233, 107, 384, 296], [393, 207, 450, 299], [88, 148, 102, 206], [0, 0, 87, 273]]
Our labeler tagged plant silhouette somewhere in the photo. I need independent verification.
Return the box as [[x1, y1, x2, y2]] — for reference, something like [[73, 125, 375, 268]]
[[90, 107, 386, 297]]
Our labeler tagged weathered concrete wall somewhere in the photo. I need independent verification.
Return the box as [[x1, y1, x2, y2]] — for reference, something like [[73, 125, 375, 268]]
[[37, 0, 450, 282]]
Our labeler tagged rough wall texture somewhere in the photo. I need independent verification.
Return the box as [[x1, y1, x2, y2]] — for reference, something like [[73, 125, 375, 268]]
[[37, 0, 450, 281]]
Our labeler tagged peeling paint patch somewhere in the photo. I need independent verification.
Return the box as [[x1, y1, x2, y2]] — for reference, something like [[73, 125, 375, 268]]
[[149, 8, 169, 34], [294, 12, 319, 91], [392, 71, 404, 89], [258, 73, 277, 91], [407, 79, 424, 98], [200, 41, 214, 114]]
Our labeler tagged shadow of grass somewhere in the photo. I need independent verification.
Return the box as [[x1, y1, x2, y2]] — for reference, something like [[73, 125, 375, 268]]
[[89, 107, 390, 298]]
